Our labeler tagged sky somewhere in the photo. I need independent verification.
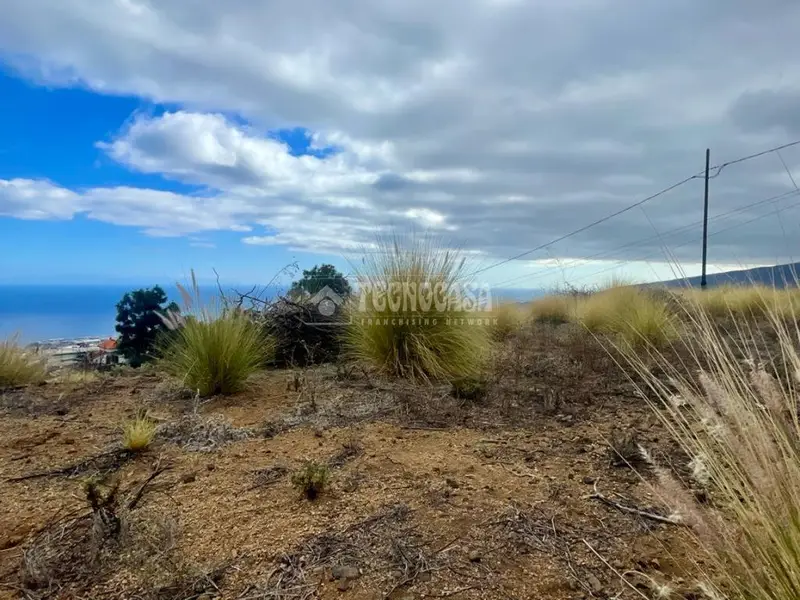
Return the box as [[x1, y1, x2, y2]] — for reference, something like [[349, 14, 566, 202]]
[[1, 0, 800, 290]]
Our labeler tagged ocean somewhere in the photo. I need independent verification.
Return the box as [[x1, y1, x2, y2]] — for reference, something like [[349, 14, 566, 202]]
[[0, 284, 256, 344], [0, 284, 542, 344]]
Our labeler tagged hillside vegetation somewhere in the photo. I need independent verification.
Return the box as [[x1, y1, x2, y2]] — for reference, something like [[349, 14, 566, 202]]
[[2, 251, 799, 600]]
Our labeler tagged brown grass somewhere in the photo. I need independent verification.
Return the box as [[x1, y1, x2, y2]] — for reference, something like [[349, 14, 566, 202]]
[[528, 294, 573, 324], [624, 295, 800, 600], [0, 336, 47, 388]]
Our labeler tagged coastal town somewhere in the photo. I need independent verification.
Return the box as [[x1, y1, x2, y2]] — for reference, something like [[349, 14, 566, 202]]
[[27, 336, 123, 368]]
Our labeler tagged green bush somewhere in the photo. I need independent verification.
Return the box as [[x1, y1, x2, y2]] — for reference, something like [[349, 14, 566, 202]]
[[291, 461, 330, 500]]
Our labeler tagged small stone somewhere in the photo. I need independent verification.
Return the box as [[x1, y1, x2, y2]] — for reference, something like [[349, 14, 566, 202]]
[[336, 578, 351, 592], [468, 549, 482, 562], [181, 472, 197, 484], [313, 428, 324, 438], [587, 574, 603, 595], [206, 463, 216, 471], [331, 565, 360, 581], [582, 476, 595, 485]]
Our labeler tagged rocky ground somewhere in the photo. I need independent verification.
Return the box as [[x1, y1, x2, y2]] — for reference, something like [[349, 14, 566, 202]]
[[0, 323, 701, 600]]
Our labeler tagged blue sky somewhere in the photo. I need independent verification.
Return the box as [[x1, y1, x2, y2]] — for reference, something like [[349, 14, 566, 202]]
[[0, 2, 798, 292], [0, 69, 349, 287]]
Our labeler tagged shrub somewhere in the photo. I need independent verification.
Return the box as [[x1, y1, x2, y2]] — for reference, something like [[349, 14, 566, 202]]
[[122, 412, 156, 452], [345, 236, 490, 381], [261, 297, 344, 367], [491, 302, 525, 340], [624, 298, 800, 600], [291, 461, 330, 500], [528, 294, 573, 324], [159, 274, 273, 396], [0, 336, 47, 388], [575, 284, 677, 348]]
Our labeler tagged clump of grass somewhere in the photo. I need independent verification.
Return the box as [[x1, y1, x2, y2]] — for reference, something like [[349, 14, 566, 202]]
[[528, 294, 573, 325], [624, 296, 800, 600], [491, 302, 525, 340], [575, 283, 677, 348], [0, 336, 47, 388], [683, 284, 788, 320], [122, 411, 156, 452], [159, 272, 273, 396], [291, 461, 330, 500], [345, 236, 490, 381]]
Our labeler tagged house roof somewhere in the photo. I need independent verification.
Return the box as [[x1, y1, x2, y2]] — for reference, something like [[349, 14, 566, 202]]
[[98, 338, 117, 350]]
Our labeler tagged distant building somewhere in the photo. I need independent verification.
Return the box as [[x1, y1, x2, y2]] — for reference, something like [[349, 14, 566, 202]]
[[41, 336, 125, 367]]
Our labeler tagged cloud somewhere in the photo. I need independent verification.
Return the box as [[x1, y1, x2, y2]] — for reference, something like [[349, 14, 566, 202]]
[[2, 0, 800, 285]]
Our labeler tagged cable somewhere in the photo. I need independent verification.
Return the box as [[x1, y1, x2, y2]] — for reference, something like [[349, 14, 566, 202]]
[[465, 174, 700, 278], [564, 192, 800, 286], [466, 138, 800, 280], [708, 139, 800, 179], [491, 188, 800, 288]]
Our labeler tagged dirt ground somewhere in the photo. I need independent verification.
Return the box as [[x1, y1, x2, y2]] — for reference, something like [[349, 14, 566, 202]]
[[0, 324, 701, 600]]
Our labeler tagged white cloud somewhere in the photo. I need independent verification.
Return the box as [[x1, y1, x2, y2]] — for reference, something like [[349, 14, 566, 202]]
[[2, 0, 800, 287]]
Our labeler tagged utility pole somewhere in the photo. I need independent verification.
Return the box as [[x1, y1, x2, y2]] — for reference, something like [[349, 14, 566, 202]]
[[701, 148, 710, 289]]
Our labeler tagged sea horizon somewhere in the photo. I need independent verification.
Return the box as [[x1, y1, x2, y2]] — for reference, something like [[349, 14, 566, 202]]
[[0, 284, 543, 344]]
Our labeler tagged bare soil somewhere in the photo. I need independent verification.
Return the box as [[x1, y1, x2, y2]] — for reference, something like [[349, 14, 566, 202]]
[[1, 324, 699, 600]]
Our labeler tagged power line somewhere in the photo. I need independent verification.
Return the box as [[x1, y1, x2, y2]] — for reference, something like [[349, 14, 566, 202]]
[[469, 138, 800, 280], [492, 188, 800, 288], [564, 192, 800, 287], [465, 174, 700, 278]]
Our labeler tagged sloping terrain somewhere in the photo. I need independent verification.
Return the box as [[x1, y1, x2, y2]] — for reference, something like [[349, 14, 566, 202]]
[[1, 324, 699, 600]]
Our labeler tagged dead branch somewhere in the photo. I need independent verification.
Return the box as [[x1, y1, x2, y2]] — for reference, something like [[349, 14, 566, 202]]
[[5, 448, 128, 483], [588, 481, 683, 526], [126, 460, 170, 511]]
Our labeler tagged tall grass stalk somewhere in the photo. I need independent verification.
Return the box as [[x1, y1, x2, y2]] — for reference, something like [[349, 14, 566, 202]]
[[345, 236, 490, 381], [625, 297, 800, 599], [0, 336, 47, 388], [159, 272, 272, 396]]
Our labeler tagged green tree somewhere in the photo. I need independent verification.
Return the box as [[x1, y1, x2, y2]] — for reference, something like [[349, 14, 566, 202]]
[[289, 264, 351, 299], [115, 286, 179, 367]]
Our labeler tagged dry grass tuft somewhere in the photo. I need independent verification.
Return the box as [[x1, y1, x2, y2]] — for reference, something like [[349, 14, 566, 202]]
[[491, 302, 526, 340], [576, 284, 678, 349], [122, 411, 156, 452], [681, 284, 800, 320], [345, 236, 491, 381], [624, 294, 800, 600], [159, 271, 273, 396], [528, 294, 573, 325], [0, 336, 47, 388]]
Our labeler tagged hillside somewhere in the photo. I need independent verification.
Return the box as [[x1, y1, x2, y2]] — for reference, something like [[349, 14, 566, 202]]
[[659, 261, 800, 288]]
